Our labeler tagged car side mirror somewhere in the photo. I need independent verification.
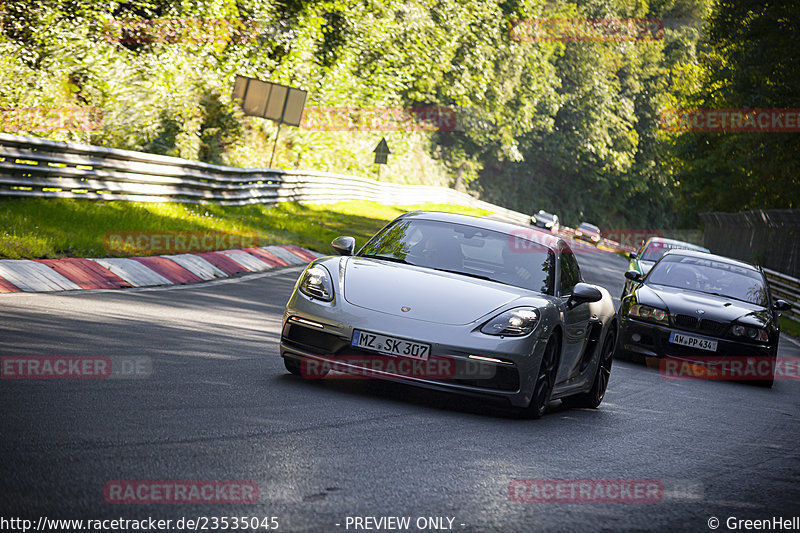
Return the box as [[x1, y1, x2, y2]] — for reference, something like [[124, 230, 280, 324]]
[[774, 299, 791, 311], [331, 236, 355, 256], [628, 252, 638, 260], [624, 270, 643, 282], [568, 282, 603, 308]]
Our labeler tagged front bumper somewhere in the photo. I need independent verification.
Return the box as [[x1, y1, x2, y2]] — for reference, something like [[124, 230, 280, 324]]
[[575, 234, 600, 244], [619, 317, 773, 361], [279, 294, 548, 408]]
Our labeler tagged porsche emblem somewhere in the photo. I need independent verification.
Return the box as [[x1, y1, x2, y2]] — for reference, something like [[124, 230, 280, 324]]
[[401, 306, 411, 312]]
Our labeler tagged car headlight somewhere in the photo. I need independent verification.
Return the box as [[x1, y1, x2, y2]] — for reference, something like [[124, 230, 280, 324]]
[[591, 235, 600, 242], [481, 308, 540, 336], [628, 303, 669, 326], [730, 324, 769, 343], [299, 265, 334, 302]]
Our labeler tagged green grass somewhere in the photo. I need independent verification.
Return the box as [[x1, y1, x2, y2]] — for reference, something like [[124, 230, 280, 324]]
[[781, 315, 800, 339], [0, 198, 491, 259]]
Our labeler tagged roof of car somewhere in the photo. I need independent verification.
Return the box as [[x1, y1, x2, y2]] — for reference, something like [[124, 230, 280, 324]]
[[643, 236, 709, 252], [399, 210, 564, 249], [661, 248, 760, 272], [578, 222, 600, 231]]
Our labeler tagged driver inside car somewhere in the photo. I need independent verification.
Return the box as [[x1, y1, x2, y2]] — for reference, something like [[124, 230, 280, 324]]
[[501, 244, 533, 285], [413, 231, 464, 271], [667, 264, 699, 290]]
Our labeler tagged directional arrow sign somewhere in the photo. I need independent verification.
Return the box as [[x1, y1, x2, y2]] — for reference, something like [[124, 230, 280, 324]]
[[373, 137, 390, 165]]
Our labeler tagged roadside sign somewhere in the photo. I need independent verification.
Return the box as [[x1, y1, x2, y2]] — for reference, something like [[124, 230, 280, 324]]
[[373, 137, 390, 165], [232, 75, 307, 126], [232, 75, 308, 167]]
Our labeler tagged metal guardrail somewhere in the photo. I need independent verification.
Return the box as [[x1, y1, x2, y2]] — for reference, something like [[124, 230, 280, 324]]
[[0, 133, 530, 224], [6, 133, 793, 318], [764, 268, 800, 323]]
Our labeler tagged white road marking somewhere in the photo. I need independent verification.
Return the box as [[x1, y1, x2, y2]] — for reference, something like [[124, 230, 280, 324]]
[[218, 249, 273, 272], [0, 259, 81, 292], [0, 265, 305, 296], [91, 257, 172, 287], [781, 333, 800, 348], [265, 245, 307, 265], [162, 253, 226, 280]]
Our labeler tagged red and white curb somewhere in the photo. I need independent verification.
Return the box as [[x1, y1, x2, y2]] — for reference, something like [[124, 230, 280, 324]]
[[0, 245, 322, 293]]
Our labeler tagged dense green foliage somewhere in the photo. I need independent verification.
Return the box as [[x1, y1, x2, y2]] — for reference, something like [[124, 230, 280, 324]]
[[1, 0, 796, 228], [668, 0, 800, 224]]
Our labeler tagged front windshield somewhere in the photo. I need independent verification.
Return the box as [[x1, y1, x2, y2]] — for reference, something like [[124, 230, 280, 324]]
[[645, 255, 768, 306], [579, 223, 599, 233], [359, 218, 555, 294], [641, 241, 699, 262]]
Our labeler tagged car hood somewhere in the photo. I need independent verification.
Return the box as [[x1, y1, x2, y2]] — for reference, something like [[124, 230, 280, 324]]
[[636, 284, 771, 326], [342, 257, 533, 325]]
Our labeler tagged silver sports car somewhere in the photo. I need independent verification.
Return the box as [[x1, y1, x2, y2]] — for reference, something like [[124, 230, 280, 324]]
[[280, 211, 618, 418]]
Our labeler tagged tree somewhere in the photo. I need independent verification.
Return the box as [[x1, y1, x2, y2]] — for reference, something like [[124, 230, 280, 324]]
[[670, 0, 800, 223]]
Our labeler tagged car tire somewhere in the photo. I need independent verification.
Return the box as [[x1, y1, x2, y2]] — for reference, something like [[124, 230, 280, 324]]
[[754, 378, 774, 388], [286, 356, 331, 379], [563, 328, 616, 409], [521, 336, 559, 419], [753, 354, 776, 388], [284, 356, 302, 376], [612, 339, 645, 364]]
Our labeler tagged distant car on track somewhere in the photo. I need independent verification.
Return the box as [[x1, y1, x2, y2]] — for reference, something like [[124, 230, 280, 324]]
[[622, 237, 710, 298], [531, 210, 560, 233], [280, 211, 618, 418], [618, 249, 790, 387], [574, 222, 601, 245]]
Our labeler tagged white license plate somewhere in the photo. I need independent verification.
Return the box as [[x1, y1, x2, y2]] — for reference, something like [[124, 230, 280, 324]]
[[351, 330, 430, 361], [669, 332, 718, 352]]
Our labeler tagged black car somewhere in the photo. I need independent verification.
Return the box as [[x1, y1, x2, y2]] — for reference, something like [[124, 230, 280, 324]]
[[618, 250, 791, 387], [531, 210, 560, 233], [574, 222, 601, 244], [621, 237, 710, 299]]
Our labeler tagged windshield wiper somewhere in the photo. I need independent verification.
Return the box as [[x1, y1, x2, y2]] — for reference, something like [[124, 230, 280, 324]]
[[432, 267, 506, 284], [701, 291, 757, 305], [363, 254, 413, 265], [652, 284, 759, 305]]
